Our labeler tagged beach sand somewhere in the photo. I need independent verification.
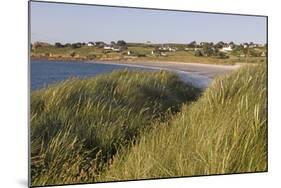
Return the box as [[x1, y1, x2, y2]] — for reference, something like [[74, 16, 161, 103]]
[[90, 60, 244, 88]]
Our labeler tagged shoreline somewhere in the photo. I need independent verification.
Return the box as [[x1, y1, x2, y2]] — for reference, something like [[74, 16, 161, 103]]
[[31, 57, 244, 88], [30, 55, 237, 65]]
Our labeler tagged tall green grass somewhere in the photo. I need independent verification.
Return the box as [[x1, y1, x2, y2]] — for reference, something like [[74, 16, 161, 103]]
[[31, 70, 200, 186], [98, 64, 267, 181]]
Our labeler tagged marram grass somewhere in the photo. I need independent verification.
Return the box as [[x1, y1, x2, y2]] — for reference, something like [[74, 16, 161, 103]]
[[31, 70, 200, 186], [31, 64, 267, 186], [98, 64, 267, 181]]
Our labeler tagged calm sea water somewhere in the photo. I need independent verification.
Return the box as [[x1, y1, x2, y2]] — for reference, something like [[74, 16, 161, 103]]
[[31, 60, 151, 90]]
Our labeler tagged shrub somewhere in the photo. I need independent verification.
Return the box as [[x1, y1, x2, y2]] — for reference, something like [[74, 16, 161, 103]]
[[194, 50, 203, 56], [55, 42, 64, 48], [86, 54, 97, 60], [216, 52, 229, 59], [69, 51, 76, 57]]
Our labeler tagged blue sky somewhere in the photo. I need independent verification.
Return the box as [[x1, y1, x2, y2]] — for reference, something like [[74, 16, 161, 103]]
[[30, 1, 267, 44]]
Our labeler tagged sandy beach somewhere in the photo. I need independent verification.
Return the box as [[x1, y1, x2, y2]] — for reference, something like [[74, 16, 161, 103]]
[[89, 60, 244, 88]]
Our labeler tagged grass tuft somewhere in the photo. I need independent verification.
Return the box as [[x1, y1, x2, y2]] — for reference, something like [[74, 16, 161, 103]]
[[98, 64, 267, 181], [31, 70, 200, 186]]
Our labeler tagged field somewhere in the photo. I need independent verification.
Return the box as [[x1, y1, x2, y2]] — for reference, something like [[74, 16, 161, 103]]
[[31, 44, 267, 65], [30, 64, 267, 186]]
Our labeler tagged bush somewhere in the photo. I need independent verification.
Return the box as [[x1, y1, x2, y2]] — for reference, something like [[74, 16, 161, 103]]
[[69, 51, 76, 57], [71, 43, 82, 49], [44, 53, 50, 57], [86, 54, 96, 60], [194, 50, 203, 56], [137, 53, 146, 57], [216, 52, 229, 59], [55, 42, 64, 48]]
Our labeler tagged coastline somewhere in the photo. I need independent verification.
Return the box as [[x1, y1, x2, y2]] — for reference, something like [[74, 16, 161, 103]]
[[31, 57, 243, 88]]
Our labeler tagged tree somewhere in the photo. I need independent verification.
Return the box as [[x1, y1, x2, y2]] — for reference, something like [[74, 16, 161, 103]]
[[55, 42, 64, 48], [188, 41, 197, 48], [202, 43, 214, 56], [71, 43, 82, 49], [117, 40, 127, 47], [110, 41, 116, 46], [95, 41, 105, 48], [216, 52, 229, 59], [214, 41, 225, 49], [194, 50, 203, 56], [33, 41, 51, 49], [69, 51, 76, 57]]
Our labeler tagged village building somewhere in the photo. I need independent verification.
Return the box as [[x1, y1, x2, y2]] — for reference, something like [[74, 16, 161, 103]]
[[219, 45, 233, 52], [87, 42, 94, 47]]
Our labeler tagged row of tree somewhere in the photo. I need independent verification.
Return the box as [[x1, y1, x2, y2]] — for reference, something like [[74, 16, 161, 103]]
[[54, 40, 127, 49], [186, 41, 263, 49]]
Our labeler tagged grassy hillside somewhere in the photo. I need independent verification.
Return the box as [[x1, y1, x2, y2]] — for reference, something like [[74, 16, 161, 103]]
[[31, 45, 266, 64], [30, 70, 200, 186], [98, 64, 267, 181]]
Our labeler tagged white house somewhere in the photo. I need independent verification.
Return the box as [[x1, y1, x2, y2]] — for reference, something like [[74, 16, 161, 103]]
[[104, 45, 113, 50], [168, 47, 176, 52], [160, 52, 167, 56], [220, 45, 233, 52], [112, 47, 121, 52], [87, 42, 94, 47]]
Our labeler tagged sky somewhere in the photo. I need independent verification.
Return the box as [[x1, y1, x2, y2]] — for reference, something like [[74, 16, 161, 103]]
[[30, 1, 267, 44]]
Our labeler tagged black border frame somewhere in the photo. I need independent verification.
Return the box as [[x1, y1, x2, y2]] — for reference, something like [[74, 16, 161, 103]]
[[28, 1, 268, 187]]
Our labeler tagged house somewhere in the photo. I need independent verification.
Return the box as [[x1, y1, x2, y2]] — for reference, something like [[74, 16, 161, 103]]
[[184, 47, 194, 51], [243, 44, 249, 48], [151, 50, 166, 56], [219, 45, 233, 52], [87, 42, 95, 47], [168, 47, 176, 52], [249, 44, 257, 48], [157, 45, 176, 52], [160, 52, 167, 56], [112, 47, 121, 52], [261, 51, 266, 57], [104, 45, 113, 50]]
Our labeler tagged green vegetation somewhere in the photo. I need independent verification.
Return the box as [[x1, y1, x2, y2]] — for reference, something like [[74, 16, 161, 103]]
[[31, 41, 267, 64], [31, 70, 200, 186], [30, 63, 267, 186], [98, 64, 267, 181]]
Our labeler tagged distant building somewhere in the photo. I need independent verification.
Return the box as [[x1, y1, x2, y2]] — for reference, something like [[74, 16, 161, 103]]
[[184, 47, 194, 51], [158, 45, 176, 52], [112, 47, 121, 52], [103, 45, 113, 50], [87, 42, 94, 47], [151, 50, 166, 56], [219, 45, 233, 52], [160, 52, 167, 56]]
